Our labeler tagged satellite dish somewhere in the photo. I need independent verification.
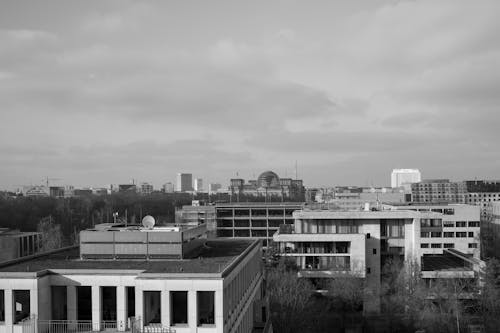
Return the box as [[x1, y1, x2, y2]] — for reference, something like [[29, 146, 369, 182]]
[[142, 215, 155, 229]]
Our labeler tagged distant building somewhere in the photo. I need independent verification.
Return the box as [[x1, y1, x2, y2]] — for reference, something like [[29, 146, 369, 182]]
[[24, 185, 48, 197], [140, 182, 153, 195], [314, 186, 407, 210], [176, 202, 216, 235], [194, 178, 203, 192], [0, 229, 41, 262], [208, 183, 222, 194], [92, 188, 108, 196], [118, 184, 137, 193], [162, 182, 175, 193], [464, 180, 500, 220], [177, 173, 193, 192], [411, 179, 466, 203], [391, 168, 421, 188], [229, 170, 305, 201], [0, 223, 270, 333], [49, 186, 65, 198], [74, 188, 93, 197]]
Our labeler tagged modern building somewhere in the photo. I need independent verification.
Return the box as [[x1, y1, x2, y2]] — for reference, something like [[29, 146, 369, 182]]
[[118, 185, 137, 193], [194, 179, 203, 192], [272, 203, 481, 313], [391, 169, 421, 188], [177, 173, 193, 192], [315, 187, 407, 210], [49, 186, 65, 198], [215, 202, 303, 247], [0, 229, 41, 262], [229, 171, 305, 201], [0, 222, 271, 333], [208, 183, 222, 194], [163, 182, 175, 193], [463, 180, 500, 220], [74, 188, 94, 197], [23, 186, 49, 197], [411, 179, 466, 203], [140, 183, 154, 195], [175, 202, 216, 236]]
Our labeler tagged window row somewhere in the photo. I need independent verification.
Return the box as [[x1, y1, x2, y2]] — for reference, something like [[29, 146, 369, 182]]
[[421, 231, 475, 238], [420, 243, 478, 249], [442, 221, 480, 228]]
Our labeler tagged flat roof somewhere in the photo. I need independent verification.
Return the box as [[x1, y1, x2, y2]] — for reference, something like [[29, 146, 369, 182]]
[[0, 239, 259, 277], [216, 202, 303, 207]]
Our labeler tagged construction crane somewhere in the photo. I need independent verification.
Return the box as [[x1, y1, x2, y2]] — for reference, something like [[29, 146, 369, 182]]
[[42, 176, 61, 188]]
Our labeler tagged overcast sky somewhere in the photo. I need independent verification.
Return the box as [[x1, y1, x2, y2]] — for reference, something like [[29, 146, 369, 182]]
[[1, 0, 499, 190]]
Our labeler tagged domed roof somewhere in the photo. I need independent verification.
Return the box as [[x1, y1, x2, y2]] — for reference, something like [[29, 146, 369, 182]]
[[257, 170, 280, 188]]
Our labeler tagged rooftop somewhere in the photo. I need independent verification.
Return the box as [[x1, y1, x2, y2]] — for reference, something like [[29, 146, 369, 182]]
[[0, 239, 258, 277]]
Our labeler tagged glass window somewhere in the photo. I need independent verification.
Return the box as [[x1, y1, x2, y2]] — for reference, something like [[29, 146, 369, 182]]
[[14, 290, 30, 324], [443, 208, 455, 215], [171, 291, 188, 326], [431, 243, 442, 248], [456, 232, 467, 238], [456, 221, 466, 228], [143, 291, 161, 325], [468, 232, 474, 238], [468, 221, 480, 227], [431, 232, 442, 238], [421, 232, 429, 238], [197, 291, 215, 326], [0, 290, 4, 322], [444, 243, 455, 248], [420, 243, 429, 248], [444, 232, 454, 238], [420, 219, 431, 227], [468, 243, 478, 248], [443, 221, 455, 227]]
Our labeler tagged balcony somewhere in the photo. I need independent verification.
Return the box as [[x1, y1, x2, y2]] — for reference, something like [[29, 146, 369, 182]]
[[23, 318, 176, 333]]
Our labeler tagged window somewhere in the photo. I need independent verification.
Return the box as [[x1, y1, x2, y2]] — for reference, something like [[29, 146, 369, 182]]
[[367, 267, 371, 274], [421, 232, 429, 238], [0, 290, 4, 322], [443, 221, 455, 227], [444, 243, 455, 248], [444, 232, 454, 238], [468, 221, 480, 227], [367, 233, 370, 239], [197, 291, 215, 326], [143, 291, 161, 325], [171, 291, 188, 326], [443, 208, 455, 215], [430, 219, 442, 227], [456, 221, 466, 227], [373, 249, 377, 255], [420, 243, 429, 248], [431, 232, 442, 238], [420, 219, 431, 227], [469, 243, 478, 248], [14, 290, 30, 324], [456, 232, 467, 238], [468, 232, 474, 238], [431, 243, 442, 248]]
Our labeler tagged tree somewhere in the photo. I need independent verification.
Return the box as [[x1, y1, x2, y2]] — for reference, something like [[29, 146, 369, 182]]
[[36, 216, 63, 251]]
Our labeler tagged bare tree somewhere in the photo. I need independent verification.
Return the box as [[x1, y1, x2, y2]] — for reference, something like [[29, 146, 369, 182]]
[[37, 215, 63, 251]]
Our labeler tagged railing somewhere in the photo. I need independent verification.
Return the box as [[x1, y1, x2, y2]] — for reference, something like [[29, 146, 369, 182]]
[[131, 318, 175, 333], [37, 320, 127, 333]]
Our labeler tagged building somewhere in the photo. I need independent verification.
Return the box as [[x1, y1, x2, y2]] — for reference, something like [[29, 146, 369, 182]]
[[23, 185, 49, 197], [229, 171, 305, 201], [177, 173, 193, 192], [391, 169, 421, 188], [0, 229, 41, 262], [118, 184, 137, 193], [140, 183, 154, 195], [272, 204, 481, 313], [464, 180, 500, 220], [215, 202, 303, 247], [315, 187, 407, 210], [93, 188, 108, 196], [208, 183, 222, 194], [163, 182, 175, 193], [194, 178, 203, 192], [49, 186, 65, 198], [175, 202, 216, 236], [0, 222, 271, 333], [411, 179, 466, 203], [74, 188, 93, 197]]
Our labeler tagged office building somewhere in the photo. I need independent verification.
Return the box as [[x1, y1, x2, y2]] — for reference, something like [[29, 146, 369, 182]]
[[74, 188, 93, 197], [229, 170, 305, 201], [163, 182, 175, 193], [0, 229, 41, 262], [194, 178, 203, 192], [215, 202, 303, 247], [177, 173, 193, 192], [315, 187, 407, 210], [0, 222, 271, 333], [464, 180, 500, 220], [176, 202, 216, 235], [411, 179, 466, 203], [272, 203, 481, 313], [118, 184, 137, 193], [391, 169, 421, 188], [49, 186, 65, 198], [140, 183, 154, 195], [208, 183, 222, 194]]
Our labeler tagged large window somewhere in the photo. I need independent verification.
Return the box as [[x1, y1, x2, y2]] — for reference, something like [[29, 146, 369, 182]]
[[171, 291, 188, 326], [456, 221, 467, 228], [444, 232, 454, 238], [143, 291, 161, 325], [0, 290, 4, 322], [14, 290, 30, 324], [468, 221, 480, 227], [101, 287, 117, 322], [456, 232, 467, 238], [197, 291, 215, 326]]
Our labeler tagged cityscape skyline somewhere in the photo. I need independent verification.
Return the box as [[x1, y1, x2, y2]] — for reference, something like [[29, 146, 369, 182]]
[[1, 0, 500, 190]]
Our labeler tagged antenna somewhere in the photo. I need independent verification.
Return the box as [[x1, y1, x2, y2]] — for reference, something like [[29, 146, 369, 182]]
[[295, 161, 298, 180]]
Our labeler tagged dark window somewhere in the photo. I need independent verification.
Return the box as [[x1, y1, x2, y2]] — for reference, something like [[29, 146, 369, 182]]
[[51, 286, 67, 320], [420, 243, 429, 248], [431, 232, 442, 238], [126, 287, 135, 318], [77, 286, 92, 321], [143, 291, 161, 325], [431, 243, 442, 248], [468, 221, 480, 227], [456, 221, 466, 227], [234, 220, 250, 228], [468, 232, 474, 238], [0, 290, 4, 322], [171, 291, 188, 325], [468, 243, 478, 248], [367, 233, 371, 239], [372, 249, 377, 255], [456, 232, 467, 238], [444, 243, 455, 248], [216, 230, 233, 237], [421, 232, 429, 238], [367, 267, 371, 274], [197, 291, 215, 326], [443, 208, 455, 215], [443, 222, 455, 227], [101, 287, 116, 321], [234, 229, 250, 237], [14, 290, 30, 324], [444, 232, 454, 238], [251, 220, 266, 228]]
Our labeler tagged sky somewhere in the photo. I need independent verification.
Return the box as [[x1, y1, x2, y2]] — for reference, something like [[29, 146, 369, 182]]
[[1, 0, 500, 190]]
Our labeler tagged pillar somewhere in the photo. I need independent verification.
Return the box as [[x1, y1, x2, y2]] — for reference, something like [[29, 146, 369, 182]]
[[91, 286, 101, 331], [116, 287, 126, 331], [135, 288, 143, 327], [160, 291, 170, 328], [30, 288, 38, 321], [5, 289, 13, 331], [188, 291, 196, 329], [67, 286, 77, 329]]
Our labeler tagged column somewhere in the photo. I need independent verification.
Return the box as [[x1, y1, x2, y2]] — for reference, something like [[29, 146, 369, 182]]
[[30, 289, 38, 321], [67, 286, 77, 329], [188, 291, 196, 329], [5, 289, 13, 331], [91, 286, 101, 331], [135, 289, 143, 327], [116, 287, 126, 331], [160, 291, 169, 328]]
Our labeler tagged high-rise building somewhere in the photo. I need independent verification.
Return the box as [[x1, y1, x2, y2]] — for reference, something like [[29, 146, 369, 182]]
[[208, 183, 222, 194], [194, 178, 203, 192], [140, 182, 153, 195], [176, 173, 193, 192], [391, 169, 421, 188]]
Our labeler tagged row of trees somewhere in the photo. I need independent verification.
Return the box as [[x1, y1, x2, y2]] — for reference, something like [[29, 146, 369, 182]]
[[266, 257, 500, 333]]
